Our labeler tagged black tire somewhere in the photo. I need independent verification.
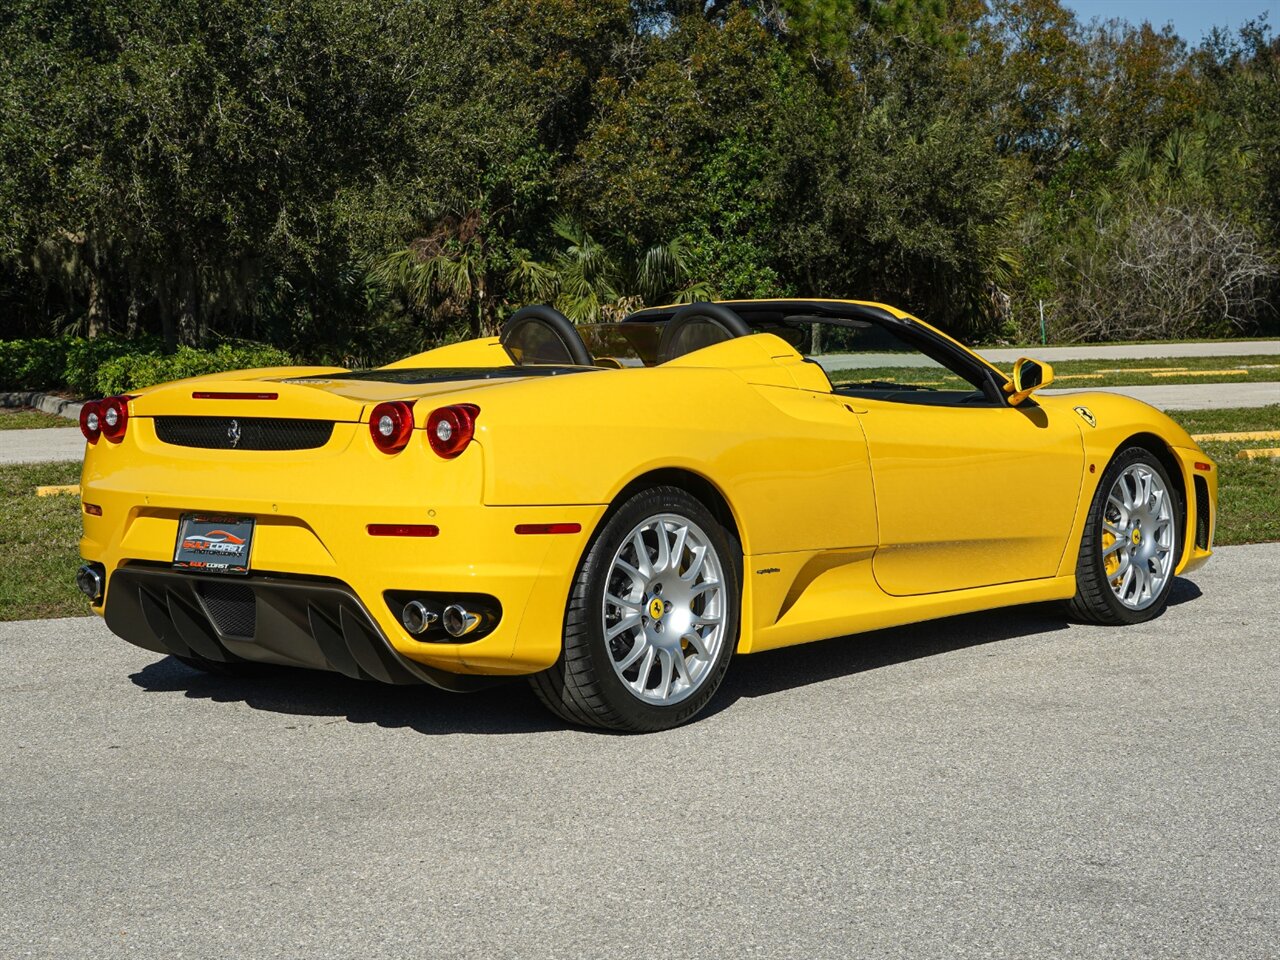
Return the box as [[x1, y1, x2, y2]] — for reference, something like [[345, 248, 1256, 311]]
[[173, 653, 274, 678], [1068, 445, 1182, 625], [530, 485, 741, 732]]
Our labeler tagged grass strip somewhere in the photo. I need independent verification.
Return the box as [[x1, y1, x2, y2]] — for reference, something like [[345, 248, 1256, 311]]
[[0, 407, 75, 430], [1170, 406, 1280, 546], [0, 461, 86, 620]]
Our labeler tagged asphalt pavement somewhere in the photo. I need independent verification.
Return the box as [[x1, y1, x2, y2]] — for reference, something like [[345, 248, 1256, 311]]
[[2, 543, 1276, 959]]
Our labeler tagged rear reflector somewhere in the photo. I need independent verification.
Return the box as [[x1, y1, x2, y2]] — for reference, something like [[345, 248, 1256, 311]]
[[83, 503, 103, 516], [1194, 462, 1213, 472], [514, 523, 582, 535], [367, 524, 439, 538], [192, 391, 279, 400]]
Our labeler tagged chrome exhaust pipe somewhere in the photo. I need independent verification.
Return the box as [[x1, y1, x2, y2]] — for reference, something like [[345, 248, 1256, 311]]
[[76, 564, 105, 604], [401, 600, 439, 636], [442, 604, 483, 639]]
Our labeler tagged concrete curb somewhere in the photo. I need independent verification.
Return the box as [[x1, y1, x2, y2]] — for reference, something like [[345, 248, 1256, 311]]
[[0, 391, 84, 421]]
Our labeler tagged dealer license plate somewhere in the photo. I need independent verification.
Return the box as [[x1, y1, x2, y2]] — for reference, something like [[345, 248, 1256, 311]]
[[173, 515, 255, 575]]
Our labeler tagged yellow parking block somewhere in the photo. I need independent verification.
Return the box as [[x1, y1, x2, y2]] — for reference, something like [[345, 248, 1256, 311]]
[[1192, 430, 1280, 442], [1094, 367, 1187, 373], [1151, 369, 1248, 378], [36, 484, 80, 497], [1236, 448, 1280, 460]]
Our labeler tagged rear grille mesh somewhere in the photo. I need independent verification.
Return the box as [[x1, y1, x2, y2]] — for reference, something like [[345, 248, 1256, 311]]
[[155, 416, 333, 451], [197, 581, 257, 638]]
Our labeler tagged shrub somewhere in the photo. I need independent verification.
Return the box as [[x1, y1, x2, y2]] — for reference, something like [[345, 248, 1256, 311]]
[[62, 336, 163, 396], [0, 338, 69, 391], [94, 343, 295, 396]]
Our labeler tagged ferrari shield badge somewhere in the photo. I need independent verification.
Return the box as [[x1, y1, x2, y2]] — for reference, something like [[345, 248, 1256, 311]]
[[1074, 405, 1097, 427]]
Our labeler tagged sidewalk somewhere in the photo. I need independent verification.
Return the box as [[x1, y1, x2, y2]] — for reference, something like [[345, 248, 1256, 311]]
[[0, 428, 87, 465]]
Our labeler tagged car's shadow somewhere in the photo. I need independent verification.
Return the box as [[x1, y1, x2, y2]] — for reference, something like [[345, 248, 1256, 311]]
[[130, 578, 1202, 736]]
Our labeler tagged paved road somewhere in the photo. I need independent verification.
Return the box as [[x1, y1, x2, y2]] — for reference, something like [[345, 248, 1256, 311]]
[[818, 339, 1280, 370], [1044, 381, 1280, 410], [0, 427, 84, 465], [2, 544, 1276, 959]]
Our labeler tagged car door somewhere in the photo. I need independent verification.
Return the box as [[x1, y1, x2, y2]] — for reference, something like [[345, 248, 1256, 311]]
[[854, 399, 1084, 595], [818, 316, 1085, 596]]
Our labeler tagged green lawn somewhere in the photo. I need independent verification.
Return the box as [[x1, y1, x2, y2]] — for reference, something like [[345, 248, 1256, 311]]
[[0, 407, 75, 429], [0, 461, 86, 620], [1, 407, 1276, 621], [1169, 405, 1280, 546], [828, 354, 1280, 390]]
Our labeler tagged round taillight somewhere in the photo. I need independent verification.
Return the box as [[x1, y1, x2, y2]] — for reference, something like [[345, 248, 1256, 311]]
[[100, 396, 129, 442], [369, 401, 414, 453], [426, 404, 479, 459], [79, 401, 102, 443]]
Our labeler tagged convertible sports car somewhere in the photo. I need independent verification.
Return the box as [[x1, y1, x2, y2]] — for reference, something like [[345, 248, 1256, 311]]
[[76, 299, 1217, 731]]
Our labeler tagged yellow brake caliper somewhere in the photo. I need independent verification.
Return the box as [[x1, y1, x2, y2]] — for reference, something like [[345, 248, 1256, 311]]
[[1103, 528, 1120, 579]]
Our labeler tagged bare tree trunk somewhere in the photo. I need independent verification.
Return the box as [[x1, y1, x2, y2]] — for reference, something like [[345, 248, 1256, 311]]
[[125, 265, 139, 338], [158, 276, 176, 352], [473, 269, 485, 338], [85, 240, 105, 338], [177, 258, 200, 346]]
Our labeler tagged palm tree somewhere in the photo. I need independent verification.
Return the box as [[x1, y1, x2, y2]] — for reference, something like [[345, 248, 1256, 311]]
[[366, 210, 494, 337], [508, 217, 713, 323]]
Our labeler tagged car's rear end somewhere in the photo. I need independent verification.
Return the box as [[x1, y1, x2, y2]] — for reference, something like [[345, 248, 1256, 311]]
[[78, 369, 602, 687]]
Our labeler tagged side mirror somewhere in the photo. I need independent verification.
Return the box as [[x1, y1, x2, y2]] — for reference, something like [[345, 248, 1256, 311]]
[[1005, 357, 1054, 405]]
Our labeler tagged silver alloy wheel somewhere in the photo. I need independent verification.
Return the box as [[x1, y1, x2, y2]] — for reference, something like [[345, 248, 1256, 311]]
[[1101, 463, 1176, 610], [602, 512, 727, 705]]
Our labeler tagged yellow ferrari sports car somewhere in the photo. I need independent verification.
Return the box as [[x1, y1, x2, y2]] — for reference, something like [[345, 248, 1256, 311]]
[[76, 299, 1217, 731]]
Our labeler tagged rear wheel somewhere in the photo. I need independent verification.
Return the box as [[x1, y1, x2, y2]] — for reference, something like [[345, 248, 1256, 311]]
[[530, 486, 740, 732], [1068, 446, 1181, 624]]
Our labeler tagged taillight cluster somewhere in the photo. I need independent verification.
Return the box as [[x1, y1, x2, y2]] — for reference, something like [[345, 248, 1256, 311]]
[[368, 402, 479, 458], [80, 396, 130, 444], [426, 403, 479, 459], [369, 401, 415, 453]]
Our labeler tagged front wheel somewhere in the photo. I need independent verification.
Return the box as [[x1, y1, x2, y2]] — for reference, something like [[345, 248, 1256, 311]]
[[1068, 446, 1182, 625], [530, 486, 741, 732]]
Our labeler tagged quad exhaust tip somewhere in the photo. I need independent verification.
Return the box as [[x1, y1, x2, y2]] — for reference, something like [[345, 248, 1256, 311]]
[[394, 595, 496, 641], [442, 604, 482, 638], [400, 600, 439, 636], [76, 564, 105, 604]]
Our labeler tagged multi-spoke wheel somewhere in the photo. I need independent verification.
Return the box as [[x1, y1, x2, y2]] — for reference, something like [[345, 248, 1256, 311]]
[[530, 486, 740, 731], [602, 513, 727, 705], [1069, 446, 1182, 625]]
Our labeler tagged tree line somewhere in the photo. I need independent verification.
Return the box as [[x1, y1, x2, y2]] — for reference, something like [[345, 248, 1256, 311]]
[[1, 0, 1276, 363]]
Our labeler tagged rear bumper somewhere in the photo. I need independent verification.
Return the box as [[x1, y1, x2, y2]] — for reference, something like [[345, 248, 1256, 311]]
[[103, 564, 491, 690], [80, 430, 606, 677]]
